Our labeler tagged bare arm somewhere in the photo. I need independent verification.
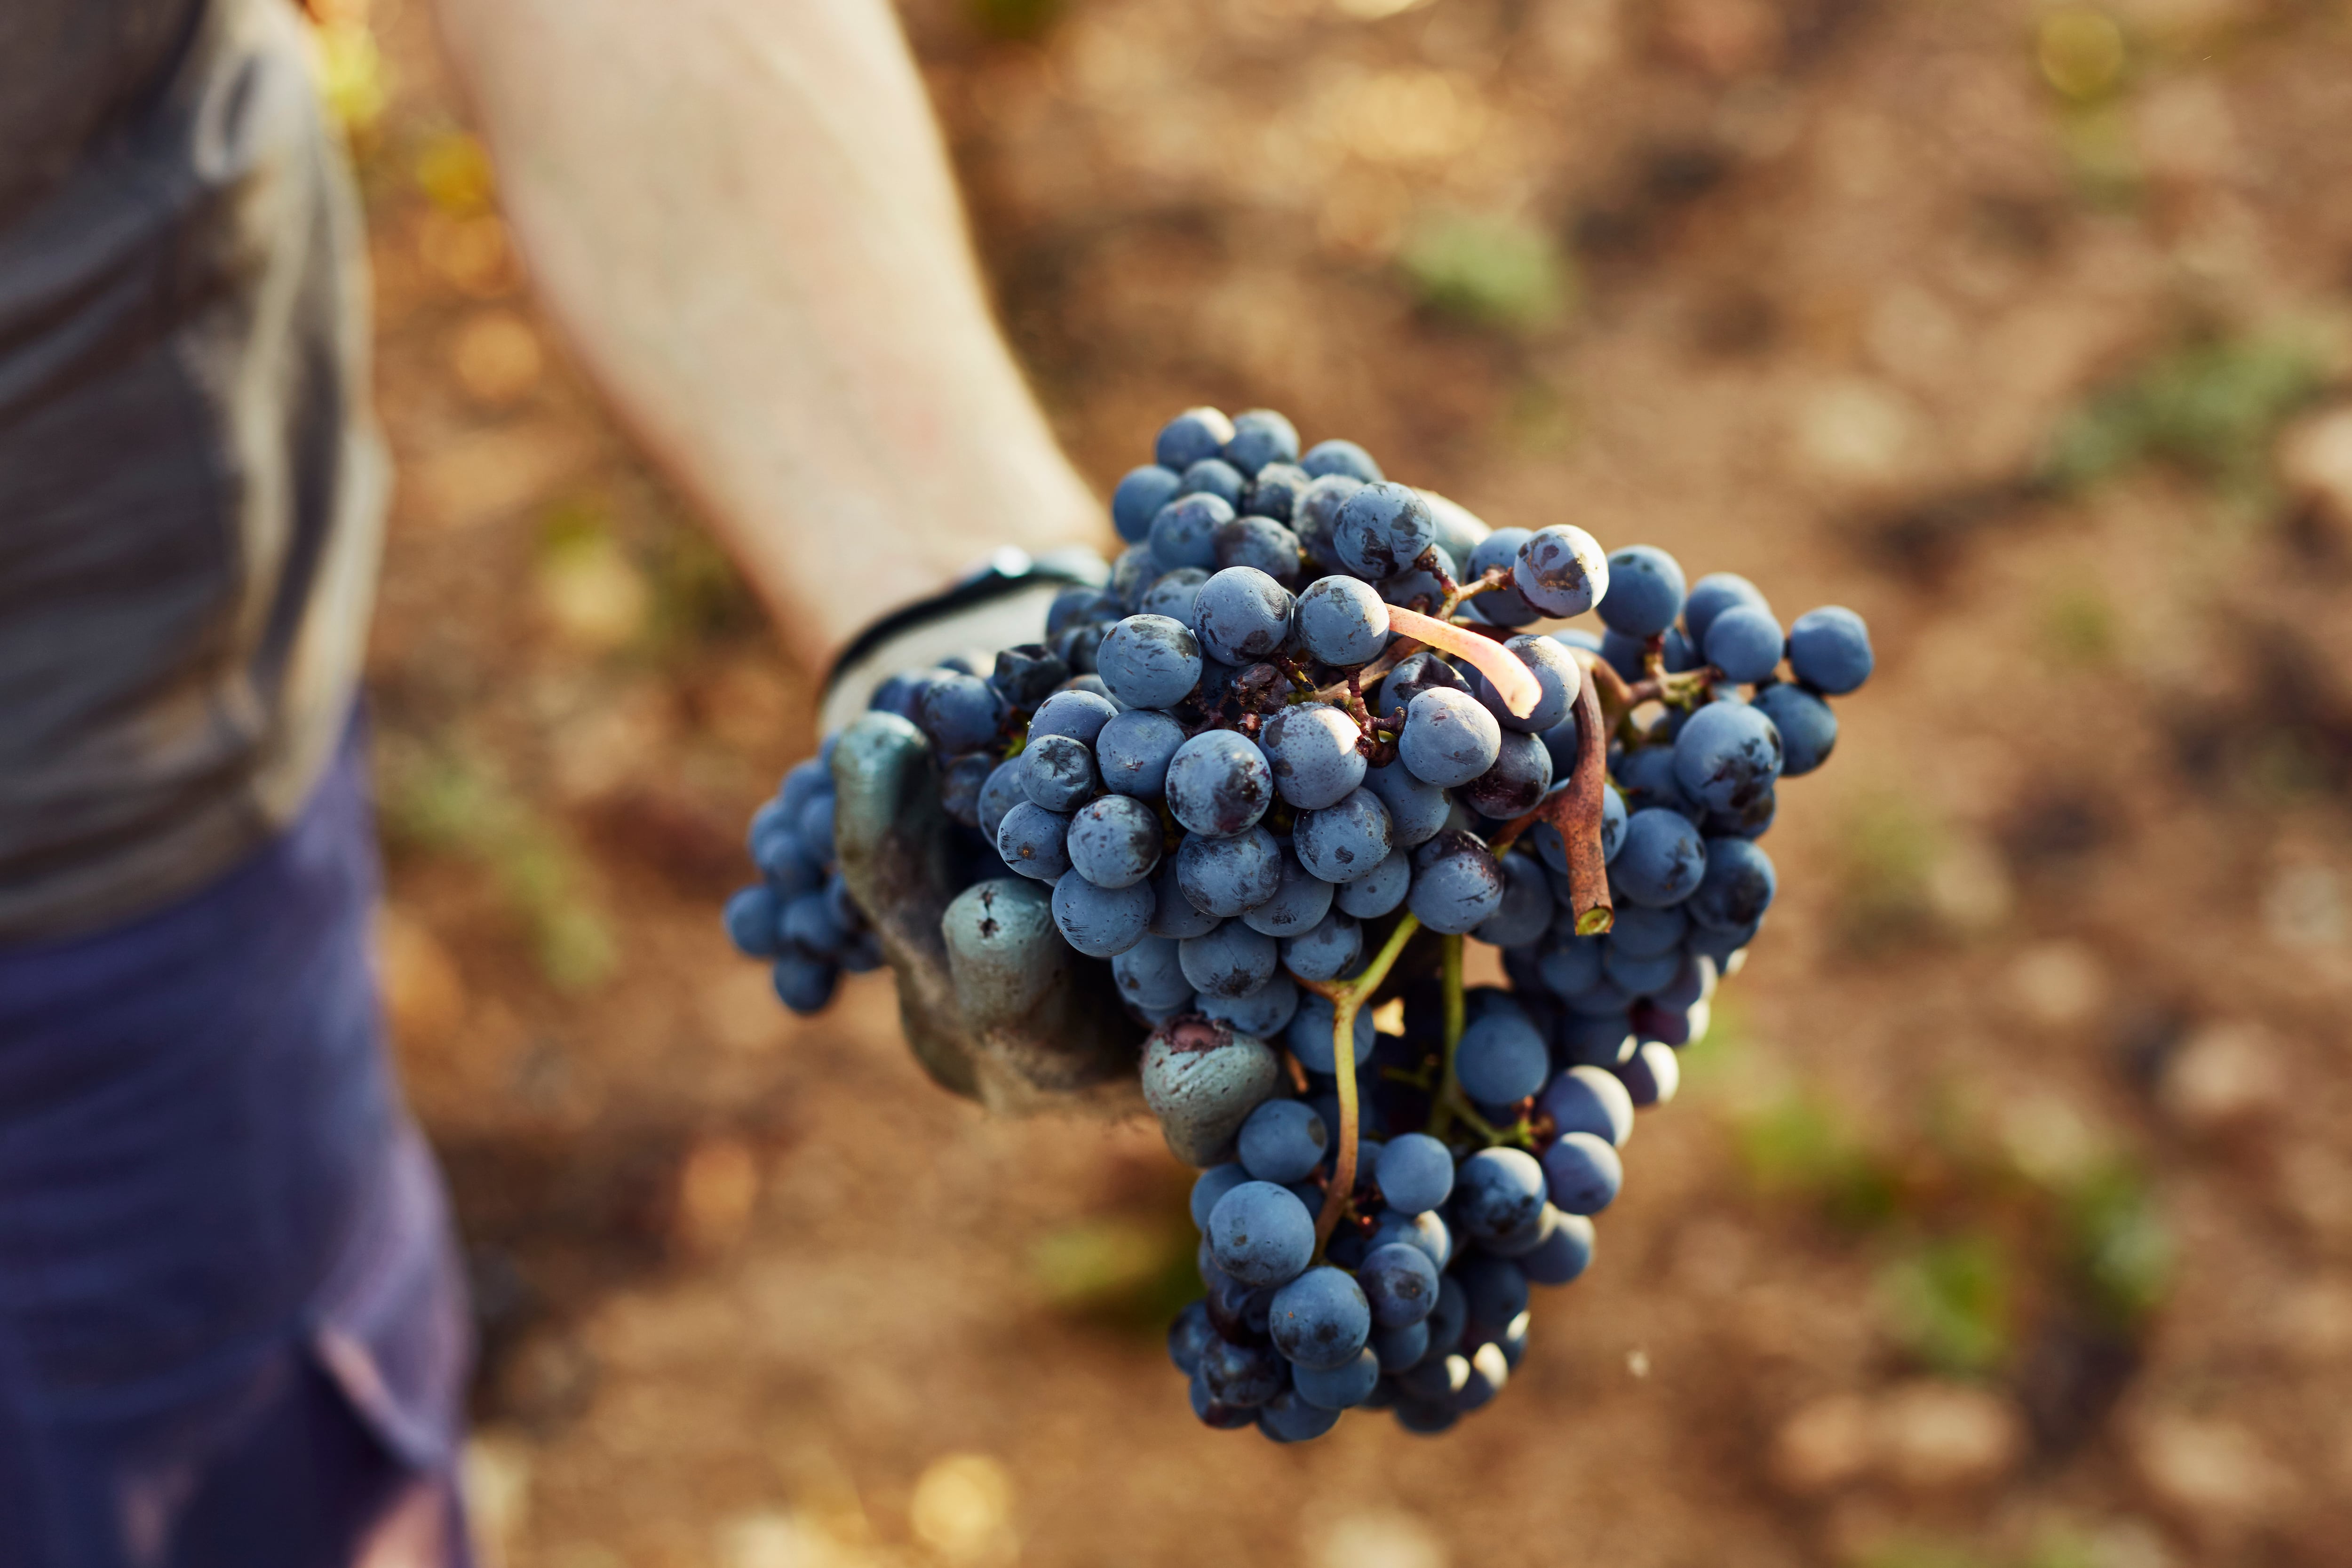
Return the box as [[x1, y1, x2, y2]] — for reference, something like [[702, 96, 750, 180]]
[[433, 0, 1103, 670]]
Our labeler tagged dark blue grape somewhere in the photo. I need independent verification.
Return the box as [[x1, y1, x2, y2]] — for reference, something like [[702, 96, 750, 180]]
[[1603, 781, 1628, 861], [1117, 934, 1196, 1013], [1454, 1148, 1547, 1243], [1408, 830, 1505, 935], [1374, 649, 1470, 720], [1138, 567, 1207, 623], [1704, 605, 1784, 683], [1616, 1040, 1681, 1108], [1399, 688, 1501, 789], [1200, 1336, 1287, 1411], [1540, 1065, 1636, 1146], [1269, 1267, 1371, 1370], [1222, 409, 1301, 475], [976, 757, 1029, 840], [1097, 614, 1202, 710], [1110, 543, 1161, 613], [1685, 919, 1757, 967], [1461, 729, 1552, 820], [1334, 846, 1411, 918], [1557, 1007, 1633, 1066], [1149, 493, 1234, 573], [1610, 902, 1688, 957], [1021, 733, 1097, 812], [914, 673, 1001, 753], [1191, 1164, 1250, 1231], [1281, 912, 1361, 983], [1285, 994, 1374, 1074], [1295, 577, 1391, 670], [1208, 1181, 1315, 1288], [1029, 688, 1118, 745], [1377, 544, 1454, 612], [1175, 826, 1282, 917], [1538, 927, 1604, 996], [1540, 1131, 1622, 1217], [1598, 627, 1647, 683], [1671, 700, 1782, 813], [1179, 457, 1247, 509], [1357, 1242, 1440, 1329], [1239, 850, 1335, 939], [1473, 853, 1551, 948], [1597, 545, 1687, 638], [1168, 1298, 1216, 1376], [1514, 525, 1609, 617], [1291, 475, 1360, 574], [1612, 807, 1705, 907], [1156, 406, 1236, 470], [1051, 871, 1153, 956], [1091, 709, 1184, 802], [1065, 794, 1164, 889], [1454, 1254, 1530, 1348], [1291, 1348, 1379, 1411], [1456, 1001, 1549, 1104], [1454, 1343, 1511, 1413], [1239, 1098, 1329, 1184], [1200, 972, 1300, 1038], [1687, 836, 1776, 931], [989, 643, 1069, 711], [1472, 635, 1581, 735], [1362, 760, 1447, 848], [1262, 705, 1367, 811], [1615, 745, 1697, 821], [1376, 1134, 1453, 1215], [1148, 859, 1221, 939], [781, 891, 844, 954], [1466, 527, 1542, 627], [1192, 566, 1295, 665], [1518, 1210, 1595, 1287], [723, 885, 780, 956], [1372, 1321, 1430, 1374], [994, 801, 1072, 881], [771, 952, 840, 1014], [1166, 730, 1274, 838], [1112, 465, 1184, 544], [1257, 1387, 1343, 1441], [1241, 462, 1311, 524], [1294, 786, 1393, 884], [1045, 587, 1111, 637], [1049, 621, 1105, 675], [1300, 439, 1383, 484], [1372, 1209, 1452, 1276], [1682, 572, 1770, 648], [797, 792, 836, 861], [1334, 482, 1436, 580], [778, 757, 829, 819], [1180, 921, 1280, 998], [1213, 516, 1303, 581], [1755, 683, 1836, 775], [1788, 605, 1873, 693]]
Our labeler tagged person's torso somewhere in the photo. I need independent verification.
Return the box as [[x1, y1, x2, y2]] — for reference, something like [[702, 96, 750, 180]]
[[0, 0, 387, 941]]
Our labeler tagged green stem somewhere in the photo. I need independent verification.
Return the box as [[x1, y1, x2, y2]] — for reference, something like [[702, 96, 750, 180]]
[[1311, 914, 1422, 1254]]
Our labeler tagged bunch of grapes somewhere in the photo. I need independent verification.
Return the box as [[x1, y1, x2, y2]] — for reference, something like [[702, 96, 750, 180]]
[[725, 744, 883, 1011], [723, 404, 1871, 1440]]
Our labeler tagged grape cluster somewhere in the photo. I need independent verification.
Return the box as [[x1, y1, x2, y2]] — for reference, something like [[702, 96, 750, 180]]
[[724, 743, 884, 1012], [724, 404, 1871, 1440]]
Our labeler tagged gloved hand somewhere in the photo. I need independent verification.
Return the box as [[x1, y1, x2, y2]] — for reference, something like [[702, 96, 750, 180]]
[[829, 708, 1146, 1114]]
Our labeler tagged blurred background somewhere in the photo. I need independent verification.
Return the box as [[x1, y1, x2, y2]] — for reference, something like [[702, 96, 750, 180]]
[[318, 0, 2352, 1562]]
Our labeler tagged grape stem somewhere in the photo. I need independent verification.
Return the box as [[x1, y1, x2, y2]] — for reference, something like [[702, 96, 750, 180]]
[[1491, 661, 1616, 936], [1295, 912, 1423, 1254]]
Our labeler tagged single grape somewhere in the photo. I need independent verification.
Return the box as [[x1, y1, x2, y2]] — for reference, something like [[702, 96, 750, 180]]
[[1291, 474, 1362, 573], [1284, 994, 1375, 1074], [1138, 566, 1208, 624], [1616, 1039, 1681, 1108], [1166, 730, 1274, 838], [1209, 1181, 1316, 1289], [1257, 1386, 1343, 1442], [1334, 846, 1411, 918], [1602, 781, 1629, 861], [797, 792, 837, 861], [1097, 614, 1203, 710], [1466, 526, 1541, 627], [1175, 826, 1283, 917], [1117, 934, 1197, 1014], [1607, 903, 1686, 960], [1353, 1244, 1439, 1335], [1192, 566, 1295, 665], [1398, 688, 1502, 789], [1269, 1266, 1372, 1370], [1454, 1342, 1511, 1414], [1147, 859, 1222, 939], [913, 673, 1002, 753], [1362, 760, 1448, 848], [1051, 871, 1153, 957], [1191, 1165, 1251, 1233], [1597, 545, 1686, 637], [1537, 928, 1604, 998], [1291, 1346, 1379, 1411], [1222, 408, 1302, 475], [1687, 836, 1776, 931], [1028, 688, 1117, 746], [1541, 1130, 1624, 1215], [1111, 544, 1163, 613], [1374, 649, 1471, 720], [1156, 406, 1236, 471], [1754, 683, 1836, 775], [1454, 1251, 1531, 1345], [1703, 605, 1784, 684], [1112, 465, 1184, 544], [995, 801, 1073, 881], [1200, 971, 1300, 1039], [1299, 439, 1383, 484], [1513, 524, 1609, 618], [1292, 787, 1394, 885], [1454, 1148, 1547, 1243], [1095, 708, 1187, 799], [1597, 627, 1646, 684], [1050, 621, 1105, 676], [1240, 462, 1311, 523], [1460, 729, 1553, 820], [1367, 1137, 1446, 1220], [1168, 1298, 1216, 1375], [1473, 635, 1581, 734], [1239, 1098, 1329, 1185], [1788, 605, 1873, 693], [1180, 457, 1247, 509], [1540, 1064, 1636, 1146], [1684, 920, 1756, 968], [1518, 1209, 1596, 1287], [1682, 572, 1770, 648], [1472, 853, 1551, 948], [1021, 732, 1097, 812], [1612, 807, 1706, 907], [1199, 1335, 1287, 1409], [986, 644, 1065, 714], [1180, 921, 1280, 998], [1377, 543, 1455, 613], [1065, 794, 1164, 889], [1239, 849, 1335, 939], [1455, 1003, 1549, 1105], [1213, 516, 1303, 581], [1262, 705, 1367, 811], [1334, 482, 1436, 580], [1046, 587, 1110, 637], [1671, 700, 1782, 814], [1408, 830, 1506, 935], [1615, 746, 1698, 822], [723, 885, 781, 957], [1372, 1320, 1430, 1374], [771, 952, 841, 1014], [1295, 575, 1391, 667], [780, 892, 844, 955], [1149, 492, 1235, 573], [1280, 912, 1361, 983]]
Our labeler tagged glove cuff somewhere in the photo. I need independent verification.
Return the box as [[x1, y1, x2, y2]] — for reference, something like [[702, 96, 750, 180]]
[[818, 546, 1109, 735]]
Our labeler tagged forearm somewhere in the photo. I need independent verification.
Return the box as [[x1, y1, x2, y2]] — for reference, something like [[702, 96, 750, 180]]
[[434, 0, 1103, 669]]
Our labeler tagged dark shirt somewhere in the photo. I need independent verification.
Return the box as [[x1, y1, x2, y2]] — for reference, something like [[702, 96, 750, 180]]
[[0, 0, 384, 939]]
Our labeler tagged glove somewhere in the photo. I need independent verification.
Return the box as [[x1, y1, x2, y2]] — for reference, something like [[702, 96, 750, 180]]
[[830, 711, 1145, 1113]]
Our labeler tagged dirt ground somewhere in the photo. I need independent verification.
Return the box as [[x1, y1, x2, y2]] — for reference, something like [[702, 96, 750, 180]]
[[331, 0, 2352, 1563]]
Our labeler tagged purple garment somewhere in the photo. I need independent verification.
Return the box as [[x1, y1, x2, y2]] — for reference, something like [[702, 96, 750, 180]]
[[0, 722, 472, 1567]]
